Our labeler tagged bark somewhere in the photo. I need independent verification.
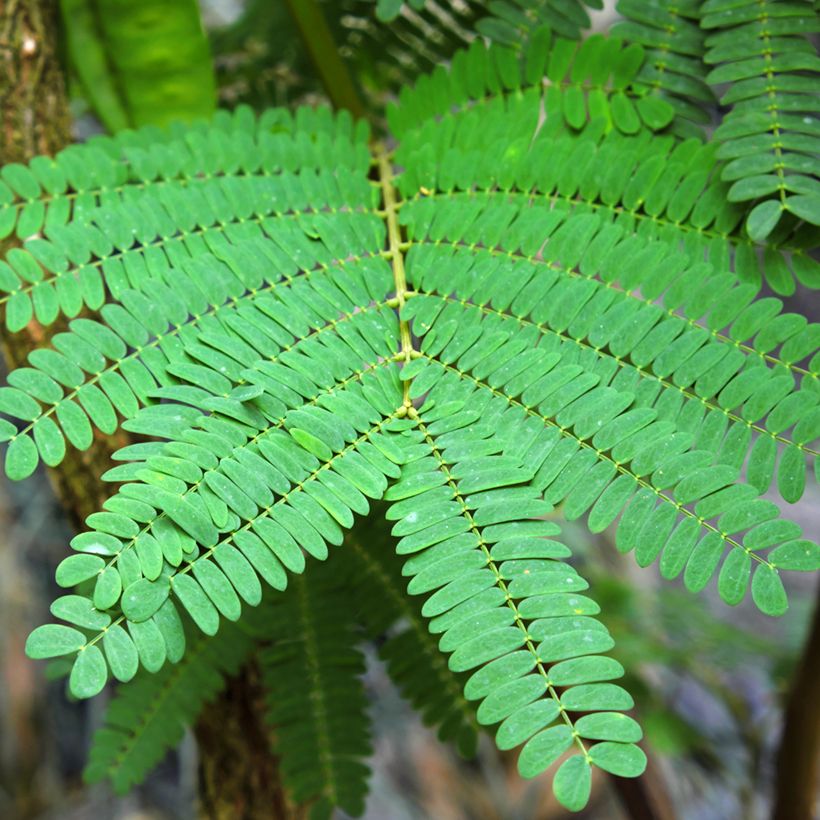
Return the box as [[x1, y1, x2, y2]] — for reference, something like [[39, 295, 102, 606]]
[[0, 0, 122, 526], [195, 663, 301, 820], [772, 590, 820, 820], [0, 5, 75, 816], [0, 0, 71, 163]]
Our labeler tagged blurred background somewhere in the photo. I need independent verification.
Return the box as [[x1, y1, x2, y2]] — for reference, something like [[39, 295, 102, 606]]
[[0, 1, 818, 818]]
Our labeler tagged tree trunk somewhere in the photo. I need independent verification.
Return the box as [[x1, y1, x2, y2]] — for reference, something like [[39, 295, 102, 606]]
[[772, 589, 820, 820], [0, 0, 122, 526], [1, 0, 71, 163], [195, 663, 301, 820], [0, 5, 74, 816]]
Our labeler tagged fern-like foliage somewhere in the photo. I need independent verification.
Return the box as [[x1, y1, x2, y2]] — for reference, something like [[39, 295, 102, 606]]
[[611, 0, 714, 130], [375, 0, 602, 41], [703, 0, 820, 240], [259, 562, 373, 819], [212, 0, 595, 116], [84, 612, 256, 793], [11, 27, 819, 814], [341, 515, 480, 756], [612, 0, 820, 241]]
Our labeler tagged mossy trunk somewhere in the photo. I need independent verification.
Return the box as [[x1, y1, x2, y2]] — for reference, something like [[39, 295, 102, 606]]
[[195, 663, 302, 819], [0, 0, 70, 163], [1, 5, 294, 816], [0, 0, 122, 526]]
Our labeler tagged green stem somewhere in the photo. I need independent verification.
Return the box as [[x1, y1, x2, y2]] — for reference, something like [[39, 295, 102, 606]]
[[283, 0, 366, 119], [375, 141, 415, 408]]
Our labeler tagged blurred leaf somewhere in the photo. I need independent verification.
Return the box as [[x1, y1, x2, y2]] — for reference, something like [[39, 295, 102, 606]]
[[61, 0, 216, 130]]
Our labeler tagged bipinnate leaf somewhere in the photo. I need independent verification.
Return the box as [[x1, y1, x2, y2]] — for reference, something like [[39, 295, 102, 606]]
[[3, 26, 817, 815]]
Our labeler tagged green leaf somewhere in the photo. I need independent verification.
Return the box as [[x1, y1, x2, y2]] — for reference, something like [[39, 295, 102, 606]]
[[684, 533, 724, 593], [102, 624, 139, 682], [575, 712, 643, 743], [448, 625, 527, 671], [5, 434, 39, 479], [785, 194, 820, 225], [769, 540, 820, 572], [171, 574, 220, 635], [193, 558, 242, 621], [476, 675, 547, 725], [154, 599, 186, 663], [213, 543, 262, 606], [553, 755, 592, 812], [56, 400, 93, 450], [120, 578, 170, 622], [751, 565, 788, 616], [422, 569, 498, 618], [589, 741, 646, 777], [0, 386, 40, 420], [561, 682, 633, 711], [93, 567, 122, 610], [33, 417, 66, 466], [128, 619, 166, 673], [537, 629, 614, 663], [290, 428, 333, 460], [777, 443, 806, 503], [25, 624, 86, 658], [717, 548, 751, 605], [464, 650, 536, 701], [636, 95, 675, 130], [51, 595, 111, 630], [496, 700, 561, 751], [69, 645, 108, 698], [518, 725, 574, 779], [548, 656, 625, 687], [55, 553, 104, 587], [746, 200, 783, 241]]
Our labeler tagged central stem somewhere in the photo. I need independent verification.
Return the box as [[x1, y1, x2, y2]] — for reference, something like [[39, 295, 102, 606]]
[[375, 142, 415, 408]]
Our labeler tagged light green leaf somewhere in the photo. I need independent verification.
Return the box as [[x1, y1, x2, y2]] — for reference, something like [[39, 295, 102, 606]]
[[120, 577, 170, 622], [5, 434, 39, 480], [575, 712, 643, 743], [769, 540, 820, 572], [55, 553, 104, 587], [496, 700, 561, 751], [750, 565, 788, 616], [746, 200, 783, 241], [588, 741, 646, 777], [785, 194, 820, 225], [518, 725, 574, 779], [553, 755, 592, 812], [50, 595, 111, 630], [69, 645, 108, 698], [26, 624, 86, 659], [102, 624, 139, 682], [717, 548, 751, 605], [171, 574, 220, 635], [93, 567, 122, 610]]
